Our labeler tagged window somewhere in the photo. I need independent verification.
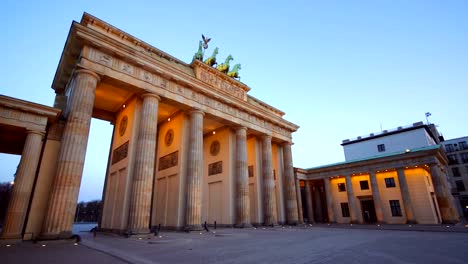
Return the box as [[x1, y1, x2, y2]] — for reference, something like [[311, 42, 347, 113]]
[[447, 154, 459, 165], [452, 167, 461, 177], [460, 141, 468, 150], [445, 144, 455, 153], [389, 200, 402, 217], [455, 180, 466, 192], [360, 180, 369, 190], [377, 144, 386, 152], [341, 203, 350, 217], [385, 177, 396, 188], [460, 153, 468, 163], [338, 183, 346, 192]]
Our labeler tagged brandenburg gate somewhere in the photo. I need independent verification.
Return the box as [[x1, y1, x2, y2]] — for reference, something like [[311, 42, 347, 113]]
[[0, 13, 300, 240]]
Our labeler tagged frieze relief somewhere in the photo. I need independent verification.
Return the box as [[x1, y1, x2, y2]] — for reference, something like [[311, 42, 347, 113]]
[[87, 48, 291, 138]]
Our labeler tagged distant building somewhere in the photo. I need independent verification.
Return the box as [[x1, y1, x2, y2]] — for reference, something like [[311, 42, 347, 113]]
[[341, 121, 442, 161], [295, 122, 461, 225], [440, 136, 468, 219]]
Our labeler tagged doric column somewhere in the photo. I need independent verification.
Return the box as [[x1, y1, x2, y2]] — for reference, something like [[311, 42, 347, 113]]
[[396, 168, 415, 223], [127, 93, 160, 234], [295, 178, 304, 224], [185, 109, 204, 231], [323, 178, 335, 223], [41, 69, 99, 238], [369, 171, 384, 223], [235, 126, 250, 227], [345, 174, 359, 223], [261, 135, 277, 226], [1, 130, 44, 239], [282, 142, 299, 225], [304, 181, 315, 223], [429, 165, 460, 223]]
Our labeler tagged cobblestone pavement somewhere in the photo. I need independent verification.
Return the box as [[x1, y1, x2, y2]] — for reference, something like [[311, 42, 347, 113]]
[[1, 224, 467, 264]]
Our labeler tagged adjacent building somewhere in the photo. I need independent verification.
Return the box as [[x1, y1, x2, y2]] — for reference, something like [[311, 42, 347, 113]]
[[295, 122, 461, 224], [441, 136, 468, 219]]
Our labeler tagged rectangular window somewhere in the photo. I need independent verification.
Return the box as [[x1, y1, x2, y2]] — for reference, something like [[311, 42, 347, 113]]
[[385, 177, 396, 188], [338, 183, 346, 192], [340, 202, 350, 217], [452, 167, 461, 177], [460, 141, 468, 150], [377, 144, 386, 152], [389, 200, 402, 217], [447, 154, 459, 165], [360, 180, 369, 190], [445, 144, 455, 153], [460, 153, 468, 163], [455, 180, 466, 192]]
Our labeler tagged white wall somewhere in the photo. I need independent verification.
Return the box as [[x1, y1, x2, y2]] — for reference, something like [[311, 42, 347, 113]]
[[343, 128, 436, 161]]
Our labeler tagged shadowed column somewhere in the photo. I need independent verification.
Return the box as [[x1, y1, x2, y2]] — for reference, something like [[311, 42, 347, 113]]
[[304, 181, 315, 223], [261, 135, 277, 226], [235, 126, 250, 227], [185, 109, 204, 231], [295, 178, 304, 224], [429, 165, 460, 223], [128, 93, 160, 234], [345, 174, 359, 223], [1, 130, 44, 239], [396, 168, 415, 223], [282, 142, 299, 225], [324, 178, 335, 223], [41, 69, 99, 238], [369, 171, 384, 223]]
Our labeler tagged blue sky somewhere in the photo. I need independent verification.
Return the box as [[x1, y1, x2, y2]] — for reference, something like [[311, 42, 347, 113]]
[[1, 0, 467, 201]]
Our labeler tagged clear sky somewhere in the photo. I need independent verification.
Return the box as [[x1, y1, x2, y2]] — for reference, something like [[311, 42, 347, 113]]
[[1, 0, 467, 202]]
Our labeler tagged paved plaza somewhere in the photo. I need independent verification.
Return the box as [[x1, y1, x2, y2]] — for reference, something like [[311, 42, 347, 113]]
[[1, 225, 467, 264]]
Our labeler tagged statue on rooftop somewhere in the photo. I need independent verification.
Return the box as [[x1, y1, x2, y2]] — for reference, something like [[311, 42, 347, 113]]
[[204, 47, 219, 66], [216, 55, 233, 74], [227, 64, 241, 79], [193, 40, 204, 61]]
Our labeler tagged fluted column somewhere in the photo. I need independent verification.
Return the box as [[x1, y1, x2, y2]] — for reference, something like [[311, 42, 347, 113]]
[[345, 174, 359, 223], [430, 165, 460, 223], [369, 171, 384, 223], [1, 131, 44, 239], [282, 142, 299, 225], [295, 178, 304, 224], [396, 168, 415, 223], [304, 181, 315, 223], [323, 178, 335, 223], [127, 93, 160, 234], [41, 69, 99, 238], [261, 135, 277, 226], [235, 126, 250, 227], [185, 109, 204, 231]]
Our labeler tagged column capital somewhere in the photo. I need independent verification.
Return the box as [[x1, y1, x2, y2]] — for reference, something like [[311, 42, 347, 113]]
[[260, 134, 272, 141], [74, 69, 100, 82], [26, 130, 45, 137], [187, 108, 205, 116], [282, 141, 293, 146], [233, 126, 247, 132], [141, 93, 161, 101]]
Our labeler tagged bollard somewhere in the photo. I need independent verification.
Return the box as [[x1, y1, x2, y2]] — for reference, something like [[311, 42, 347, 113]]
[[214, 221, 217, 230]]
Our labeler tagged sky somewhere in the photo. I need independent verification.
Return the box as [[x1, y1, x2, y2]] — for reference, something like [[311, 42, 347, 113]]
[[1, 0, 467, 202]]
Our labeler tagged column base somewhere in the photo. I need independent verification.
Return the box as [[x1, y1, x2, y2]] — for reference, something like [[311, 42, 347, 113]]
[[125, 228, 150, 237], [0, 233, 22, 240], [39, 231, 73, 240], [184, 225, 203, 232], [234, 223, 252, 228]]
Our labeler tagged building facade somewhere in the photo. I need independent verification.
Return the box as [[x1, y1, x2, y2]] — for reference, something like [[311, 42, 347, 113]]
[[295, 123, 461, 224], [0, 13, 299, 240], [441, 136, 468, 219]]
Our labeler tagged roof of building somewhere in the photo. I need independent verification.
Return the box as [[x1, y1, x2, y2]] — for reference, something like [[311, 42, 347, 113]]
[[303, 144, 442, 171], [341, 122, 439, 146]]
